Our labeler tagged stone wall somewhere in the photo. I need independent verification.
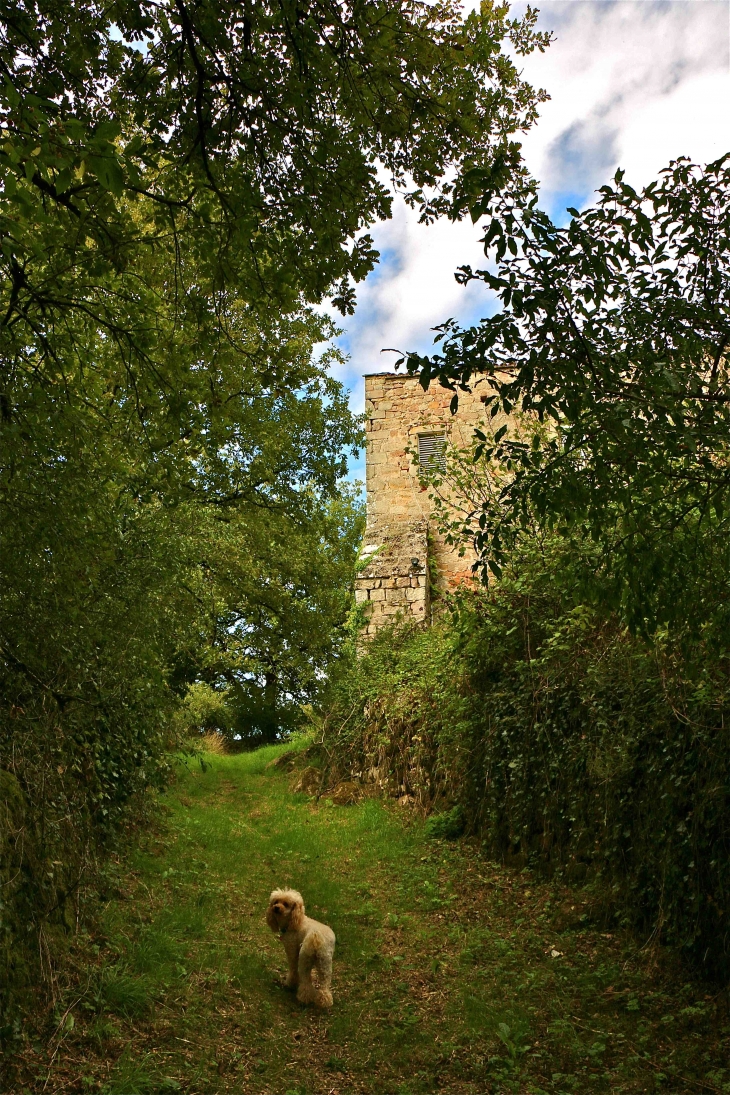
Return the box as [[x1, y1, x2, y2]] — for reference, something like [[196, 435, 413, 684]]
[[355, 523, 429, 634], [357, 372, 496, 635]]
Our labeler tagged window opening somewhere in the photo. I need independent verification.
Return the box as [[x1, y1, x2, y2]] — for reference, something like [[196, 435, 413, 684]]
[[418, 433, 446, 471]]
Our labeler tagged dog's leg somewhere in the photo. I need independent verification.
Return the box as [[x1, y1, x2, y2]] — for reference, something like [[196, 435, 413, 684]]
[[312, 948, 333, 1009], [297, 932, 333, 1008], [283, 939, 299, 990], [296, 938, 317, 1005]]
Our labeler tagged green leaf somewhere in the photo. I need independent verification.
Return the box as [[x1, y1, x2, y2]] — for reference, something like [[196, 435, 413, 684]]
[[89, 154, 124, 196]]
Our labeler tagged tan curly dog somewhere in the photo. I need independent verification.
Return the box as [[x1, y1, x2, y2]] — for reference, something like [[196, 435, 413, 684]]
[[266, 889, 335, 1008]]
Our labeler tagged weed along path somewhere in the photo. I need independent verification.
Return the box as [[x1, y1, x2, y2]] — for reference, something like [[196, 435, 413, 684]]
[[25, 745, 730, 1095]]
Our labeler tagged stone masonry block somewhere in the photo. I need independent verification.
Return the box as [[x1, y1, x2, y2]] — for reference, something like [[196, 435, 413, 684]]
[[385, 587, 406, 603], [405, 587, 425, 602]]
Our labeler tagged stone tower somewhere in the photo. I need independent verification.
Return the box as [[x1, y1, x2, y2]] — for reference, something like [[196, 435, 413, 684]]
[[355, 372, 492, 635]]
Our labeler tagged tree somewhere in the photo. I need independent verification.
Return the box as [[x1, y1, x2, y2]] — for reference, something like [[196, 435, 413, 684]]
[[0, 1, 550, 1040], [0, 1, 549, 390], [0, 0, 551, 773], [0, 0, 551, 688], [179, 485, 366, 746], [403, 156, 730, 633], [0, 300, 363, 1044]]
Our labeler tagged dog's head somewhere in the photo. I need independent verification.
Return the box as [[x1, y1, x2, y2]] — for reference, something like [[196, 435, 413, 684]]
[[266, 889, 305, 933]]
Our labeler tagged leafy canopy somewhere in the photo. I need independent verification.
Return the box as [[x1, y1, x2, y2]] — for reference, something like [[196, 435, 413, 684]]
[[0, 0, 549, 335], [0, 0, 553, 757], [0, 0, 550, 514], [403, 156, 730, 633], [0, 0, 550, 726]]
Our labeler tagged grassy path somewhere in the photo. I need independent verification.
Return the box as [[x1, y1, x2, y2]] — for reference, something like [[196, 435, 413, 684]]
[[21, 744, 730, 1094]]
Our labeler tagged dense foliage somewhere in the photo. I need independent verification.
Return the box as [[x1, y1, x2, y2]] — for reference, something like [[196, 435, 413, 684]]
[[0, 307, 363, 1049], [402, 157, 730, 634], [324, 538, 730, 978], [0, 0, 551, 1049], [327, 175, 730, 977], [0, 0, 548, 348]]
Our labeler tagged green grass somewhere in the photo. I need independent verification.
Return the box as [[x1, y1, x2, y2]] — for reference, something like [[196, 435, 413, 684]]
[[17, 742, 730, 1094]]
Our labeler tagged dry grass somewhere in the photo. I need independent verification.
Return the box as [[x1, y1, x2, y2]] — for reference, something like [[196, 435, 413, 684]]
[[199, 730, 227, 755]]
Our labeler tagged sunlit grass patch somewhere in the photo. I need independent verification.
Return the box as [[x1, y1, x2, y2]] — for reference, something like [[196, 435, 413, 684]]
[[19, 740, 730, 1095]]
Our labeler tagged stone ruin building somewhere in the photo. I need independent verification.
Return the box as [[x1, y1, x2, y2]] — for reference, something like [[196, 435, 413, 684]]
[[355, 371, 493, 636]]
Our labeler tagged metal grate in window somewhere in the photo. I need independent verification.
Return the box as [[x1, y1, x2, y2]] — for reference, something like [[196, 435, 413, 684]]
[[418, 433, 446, 471]]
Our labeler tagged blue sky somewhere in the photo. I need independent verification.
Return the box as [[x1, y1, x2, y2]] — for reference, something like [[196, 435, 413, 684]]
[[331, 0, 730, 481]]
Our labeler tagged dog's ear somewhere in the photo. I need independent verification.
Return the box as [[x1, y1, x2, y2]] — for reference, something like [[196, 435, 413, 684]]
[[288, 893, 305, 931]]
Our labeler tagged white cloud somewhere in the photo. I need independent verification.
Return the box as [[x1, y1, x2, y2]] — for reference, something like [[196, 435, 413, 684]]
[[332, 206, 493, 378], [618, 68, 729, 182], [334, 0, 730, 443], [517, 0, 730, 202]]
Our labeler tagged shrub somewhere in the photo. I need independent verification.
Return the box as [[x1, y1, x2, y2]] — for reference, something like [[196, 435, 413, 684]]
[[323, 539, 730, 978], [174, 684, 234, 741], [424, 806, 466, 840]]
